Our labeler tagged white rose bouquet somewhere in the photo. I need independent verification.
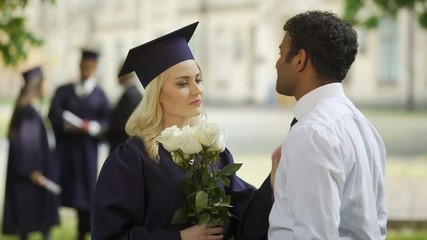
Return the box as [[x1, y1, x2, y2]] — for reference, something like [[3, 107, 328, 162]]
[[157, 122, 242, 228]]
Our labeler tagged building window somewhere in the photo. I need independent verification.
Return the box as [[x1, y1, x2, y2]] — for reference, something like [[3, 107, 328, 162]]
[[233, 27, 242, 60], [216, 25, 229, 88], [378, 16, 398, 84]]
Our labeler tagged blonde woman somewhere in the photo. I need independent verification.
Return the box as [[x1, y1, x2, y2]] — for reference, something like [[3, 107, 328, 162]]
[[91, 22, 275, 240]]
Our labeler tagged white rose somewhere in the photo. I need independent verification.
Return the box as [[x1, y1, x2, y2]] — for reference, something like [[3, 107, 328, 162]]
[[209, 128, 227, 152], [179, 126, 203, 154], [198, 122, 220, 147], [157, 125, 182, 152]]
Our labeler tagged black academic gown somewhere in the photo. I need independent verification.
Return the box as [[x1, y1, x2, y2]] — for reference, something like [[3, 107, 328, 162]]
[[2, 105, 59, 235], [91, 137, 273, 240], [48, 83, 111, 211], [106, 85, 142, 152]]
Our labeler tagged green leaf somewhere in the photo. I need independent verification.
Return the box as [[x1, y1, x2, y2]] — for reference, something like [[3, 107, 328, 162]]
[[395, 0, 416, 8], [0, 0, 55, 66], [213, 201, 232, 207], [419, 10, 427, 29], [171, 207, 189, 224], [186, 170, 193, 178], [219, 163, 242, 176], [219, 176, 230, 187], [362, 16, 380, 28], [209, 217, 225, 227], [343, 0, 363, 24], [223, 195, 231, 205], [373, 0, 389, 9], [202, 170, 211, 185], [195, 190, 209, 212], [199, 213, 211, 225]]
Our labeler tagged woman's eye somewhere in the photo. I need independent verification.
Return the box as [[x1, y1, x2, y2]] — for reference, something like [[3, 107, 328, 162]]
[[196, 79, 203, 84], [177, 80, 188, 86]]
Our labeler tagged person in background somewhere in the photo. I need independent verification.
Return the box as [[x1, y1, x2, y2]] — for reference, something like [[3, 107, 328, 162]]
[[268, 11, 387, 239], [91, 22, 275, 240], [2, 67, 59, 240], [48, 50, 111, 240], [106, 67, 142, 153]]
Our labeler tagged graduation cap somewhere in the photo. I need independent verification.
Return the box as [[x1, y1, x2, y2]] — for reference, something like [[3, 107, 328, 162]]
[[82, 49, 99, 60], [119, 21, 199, 88], [22, 66, 43, 82]]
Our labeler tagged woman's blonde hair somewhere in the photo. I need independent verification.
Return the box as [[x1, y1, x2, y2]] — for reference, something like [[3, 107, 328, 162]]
[[125, 64, 204, 161]]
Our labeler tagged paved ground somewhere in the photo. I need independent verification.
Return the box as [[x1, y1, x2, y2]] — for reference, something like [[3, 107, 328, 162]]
[[1, 106, 426, 228]]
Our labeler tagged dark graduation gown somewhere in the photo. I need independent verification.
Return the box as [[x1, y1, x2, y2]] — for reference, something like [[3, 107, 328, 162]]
[[2, 105, 59, 235], [91, 137, 273, 240], [48, 83, 111, 211], [106, 85, 142, 152]]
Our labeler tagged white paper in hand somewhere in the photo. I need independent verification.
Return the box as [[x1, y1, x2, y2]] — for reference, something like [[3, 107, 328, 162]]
[[38, 175, 62, 195], [62, 110, 83, 128]]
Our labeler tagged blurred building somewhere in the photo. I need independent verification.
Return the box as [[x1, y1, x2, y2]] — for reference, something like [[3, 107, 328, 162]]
[[1, 0, 427, 108]]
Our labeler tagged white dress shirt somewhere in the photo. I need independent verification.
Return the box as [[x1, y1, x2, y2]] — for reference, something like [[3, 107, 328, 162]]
[[68, 77, 101, 136], [74, 76, 96, 98], [269, 83, 387, 240]]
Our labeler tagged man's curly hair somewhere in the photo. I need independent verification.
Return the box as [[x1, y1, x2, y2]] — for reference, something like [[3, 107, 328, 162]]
[[284, 11, 358, 81]]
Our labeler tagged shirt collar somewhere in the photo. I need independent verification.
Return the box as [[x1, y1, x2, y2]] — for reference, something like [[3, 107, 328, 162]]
[[293, 82, 346, 120], [75, 76, 96, 92], [83, 76, 97, 92], [123, 79, 137, 89]]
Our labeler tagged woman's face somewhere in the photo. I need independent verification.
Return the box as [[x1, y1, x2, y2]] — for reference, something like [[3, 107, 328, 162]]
[[159, 60, 203, 128]]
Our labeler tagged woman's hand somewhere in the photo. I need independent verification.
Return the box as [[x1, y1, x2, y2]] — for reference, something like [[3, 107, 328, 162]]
[[180, 224, 223, 240], [270, 145, 282, 191], [30, 170, 43, 186]]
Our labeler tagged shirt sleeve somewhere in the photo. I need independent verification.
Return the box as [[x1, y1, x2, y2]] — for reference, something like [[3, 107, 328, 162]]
[[91, 144, 181, 240], [285, 126, 345, 239]]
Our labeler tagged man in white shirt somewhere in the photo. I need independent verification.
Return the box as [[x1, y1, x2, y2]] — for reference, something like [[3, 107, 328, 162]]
[[268, 11, 387, 239]]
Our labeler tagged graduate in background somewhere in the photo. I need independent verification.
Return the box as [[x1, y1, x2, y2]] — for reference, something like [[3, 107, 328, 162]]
[[106, 66, 142, 153], [48, 50, 111, 240], [2, 67, 59, 240]]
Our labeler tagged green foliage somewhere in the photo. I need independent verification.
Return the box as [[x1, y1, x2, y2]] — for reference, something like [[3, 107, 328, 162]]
[[0, 0, 54, 66], [343, 0, 363, 25], [363, 15, 380, 28], [219, 163, 243, 177], [343, 0, 427, 29], [171, 153, 242, 228], [419, 10, 427, 27]]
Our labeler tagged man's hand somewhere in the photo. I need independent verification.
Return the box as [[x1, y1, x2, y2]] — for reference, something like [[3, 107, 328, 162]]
[[270, 145, 282, 192]]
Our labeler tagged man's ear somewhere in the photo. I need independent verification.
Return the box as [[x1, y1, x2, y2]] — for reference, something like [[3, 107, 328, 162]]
[[294, 49, 308, 72]]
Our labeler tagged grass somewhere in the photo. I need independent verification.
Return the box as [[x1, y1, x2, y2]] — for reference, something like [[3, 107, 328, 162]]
[[0, 108, 10, 138], [1, 211, 91, 239], [387, 156, 427, 179], [387, 229, 427, 239], [2, 216, 426, 240]]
